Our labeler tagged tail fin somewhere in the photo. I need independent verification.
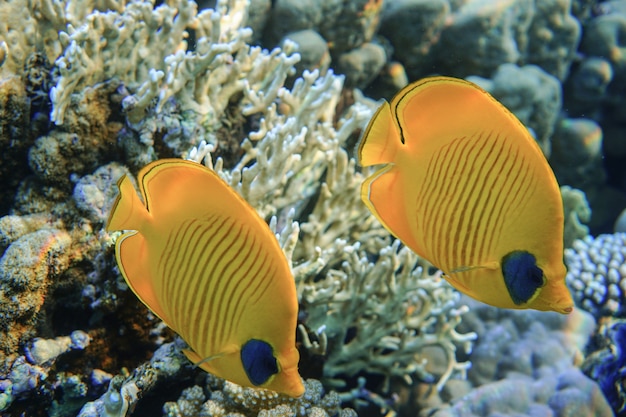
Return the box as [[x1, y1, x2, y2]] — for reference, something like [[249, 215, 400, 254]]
[[357, 101, 402, 167], [106, 175, 149, 232]]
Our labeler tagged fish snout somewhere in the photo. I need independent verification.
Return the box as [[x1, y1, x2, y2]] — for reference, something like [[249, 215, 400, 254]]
[[534, 279, 575, 314], [272, 366, 305, 397]]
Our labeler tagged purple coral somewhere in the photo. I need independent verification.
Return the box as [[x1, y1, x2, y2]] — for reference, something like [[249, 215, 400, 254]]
[[583, 320, 626, 414]]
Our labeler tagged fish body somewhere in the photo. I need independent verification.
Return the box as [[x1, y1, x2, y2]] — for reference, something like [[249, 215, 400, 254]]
[[106, 159, 304, 396], [358, 76, 573, 314]]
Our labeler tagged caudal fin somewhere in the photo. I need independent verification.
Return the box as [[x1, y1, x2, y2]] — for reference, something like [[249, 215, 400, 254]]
[[106, 175, 149, 232], [357, 101, 402, 167]]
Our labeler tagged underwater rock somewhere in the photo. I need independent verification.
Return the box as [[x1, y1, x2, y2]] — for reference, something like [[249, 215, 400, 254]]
[[0, 75, 31, 215], [612, 204, 626, 233], [268, 0, 383, 55], [0, 214, 49, 253], [29, 82, 120, 189], [266, 0, 323, 44], [317, 0, 383, 55], [571, 0, 596, 20], [565, 233, 626, 319], [0, 228, 71, 372], [581, 13, 626, 85], [525, 0, 581, 81], [425, 367, 613, 417], [421, 301, 608, 417], [603, 121, 626, 161], [246, 0, 272, 42], [561, 185, 591, 249], [378, 0, 450, 78], [335, 42, 387, 88], [366, 60, 409, 100], [25, 330, 90, 366], [550, 118, 605, 190], [29, 132, 90, 188], [49, 373, 89, 417], [164, 377, 356, 417], [77, 340, 191, 417], [73, 163, 133, 224], [0, 356, 47, 411], [437, 0, 532, 78], [565, 57, 613, 117]]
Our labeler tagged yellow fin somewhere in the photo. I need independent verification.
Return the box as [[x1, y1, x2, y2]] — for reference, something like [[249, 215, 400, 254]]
[[107, 174, 171, 326], [449, 261, 499, 274], [183, 345, 238, 368], [361, 164, 424, 256], [115, 232, 172, 327], [138, 159, 244, 221], [182, 348, 203, 366], [358, 101, 401, 167], [106, 175, 148, 232]]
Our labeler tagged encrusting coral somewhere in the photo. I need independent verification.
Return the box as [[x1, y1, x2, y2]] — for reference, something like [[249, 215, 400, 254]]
[[163, 377, 358, 417]]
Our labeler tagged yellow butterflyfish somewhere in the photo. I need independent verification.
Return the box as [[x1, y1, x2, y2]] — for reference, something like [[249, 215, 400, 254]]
[[358, 76, 574, 314], [106, 159, 304, 396]]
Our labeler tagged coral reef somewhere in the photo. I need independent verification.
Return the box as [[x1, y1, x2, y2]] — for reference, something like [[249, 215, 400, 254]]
[[164, 377, 357, 417], [0, 75, 31, 215], [0, 0, 624, 415], [0, 228, 72, 371], [565, 233, 626, 319], [0, 0, 478, 415], [416, 300, 612, 417], [561, 185, 591, 249], [582, 317, 626, 414], [550, 118, 605, 191]]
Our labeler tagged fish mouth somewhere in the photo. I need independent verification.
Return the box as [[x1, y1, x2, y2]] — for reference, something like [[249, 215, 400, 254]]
[[274, 367, 305, 397]]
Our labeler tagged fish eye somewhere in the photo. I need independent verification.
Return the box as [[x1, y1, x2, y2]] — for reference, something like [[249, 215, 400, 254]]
[[241, 339, 279, 386], [501, 250, 545, 305]]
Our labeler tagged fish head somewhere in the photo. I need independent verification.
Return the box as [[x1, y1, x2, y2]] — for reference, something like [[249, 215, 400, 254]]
[[266, 364, 305, 397], [264, 344, 304, 397], [240, 339, 304, 397], [528, 262, 574, 314]]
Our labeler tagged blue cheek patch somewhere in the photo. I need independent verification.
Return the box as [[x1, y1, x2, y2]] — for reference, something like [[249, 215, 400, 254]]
[[241, 339, 278, 386], [501, 250, 545, 305]]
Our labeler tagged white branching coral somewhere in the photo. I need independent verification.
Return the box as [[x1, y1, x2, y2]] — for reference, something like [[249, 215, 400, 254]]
[[50, 0, 304, 132], [298, 239, 474, 392], [0, 0, 129, 78], [51, 0, 199, 124], [189, 67, 361, 219]]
